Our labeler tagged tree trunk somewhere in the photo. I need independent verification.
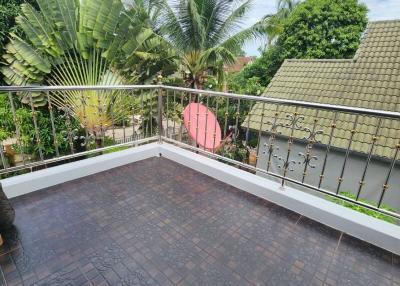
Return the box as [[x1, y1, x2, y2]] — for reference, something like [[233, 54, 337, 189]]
[[0, 184, 15, 231], [95, 138, 103, 149]]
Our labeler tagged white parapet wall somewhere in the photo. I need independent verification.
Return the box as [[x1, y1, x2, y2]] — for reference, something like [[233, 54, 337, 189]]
[[1, 143, 158, 198], [1, 142, 399, 255]]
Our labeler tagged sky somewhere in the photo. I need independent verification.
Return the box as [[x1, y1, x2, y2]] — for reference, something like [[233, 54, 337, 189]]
[[243, 0, 400, 56]]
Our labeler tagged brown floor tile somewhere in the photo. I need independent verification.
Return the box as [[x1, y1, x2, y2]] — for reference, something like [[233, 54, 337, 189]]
[[0, 157, 397, 285]]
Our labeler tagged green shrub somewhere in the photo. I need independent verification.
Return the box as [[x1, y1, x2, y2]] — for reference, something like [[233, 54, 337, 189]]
[[0, 93, 80, 158], [234, 0, 368, 89], [328, 192, 397, 224]]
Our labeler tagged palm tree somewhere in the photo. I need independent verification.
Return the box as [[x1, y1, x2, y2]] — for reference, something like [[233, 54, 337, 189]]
[[262, 0, 299, 46], [277, 0, 298, 15], [1, 0, 175, 140], [149, 0, 264, 89]]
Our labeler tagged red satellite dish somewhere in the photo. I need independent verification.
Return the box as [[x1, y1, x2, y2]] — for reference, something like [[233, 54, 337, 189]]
[[183, 103, 222, 150]]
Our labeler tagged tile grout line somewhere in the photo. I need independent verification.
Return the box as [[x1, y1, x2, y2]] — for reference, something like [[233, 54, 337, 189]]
[[334, 232, 343, 254], [116, 229, 189, 286], [295, 215, 303, 225], [321, 232, 343, 286], [391, 253, 394, 285], [78, 267, 94, 286], [3, 156, 399, 286], [0, 245, 22, 258], [0, 263, 7, 286], [167, 213, 256, 286]]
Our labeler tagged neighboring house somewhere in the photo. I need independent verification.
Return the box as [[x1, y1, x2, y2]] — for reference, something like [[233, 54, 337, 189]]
[[245, 20, 400, 211], [224, 56, 255, 73]]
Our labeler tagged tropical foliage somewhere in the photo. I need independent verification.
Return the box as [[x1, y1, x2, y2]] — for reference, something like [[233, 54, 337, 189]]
[[0, 0, 36, 50], [329, 192, 397, 224], [150, 0, 264, 89], [0, 0, 37, 85], [236, 0, 368, 88], [278, 0, 368, 59], [1, 0, 178, 141], [227, 74, 263, 95], [261, 0, 299, 46], [0, 94, 79, 159]]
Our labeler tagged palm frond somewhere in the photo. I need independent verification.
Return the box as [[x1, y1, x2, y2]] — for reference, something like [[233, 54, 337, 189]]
[[220, 20, 264, 54], [7, 35, 51, 74], [0, 0, 171, 113], [208, 0, 253, 47], [36, 0, 77, 48]]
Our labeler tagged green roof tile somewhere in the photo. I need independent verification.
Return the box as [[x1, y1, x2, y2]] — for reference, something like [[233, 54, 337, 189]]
[[246, 20, 400, 159]]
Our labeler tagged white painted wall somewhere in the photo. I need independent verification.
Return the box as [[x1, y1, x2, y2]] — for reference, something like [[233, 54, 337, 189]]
[[1, 143, 158, 198], [1, 142, 399, 255]]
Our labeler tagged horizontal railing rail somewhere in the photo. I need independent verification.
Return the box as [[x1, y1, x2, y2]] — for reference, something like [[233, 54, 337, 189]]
[[2, 85, 399, 118], [0, 86, 161, 177], [0, 85, 157, 92], [0, 85, 399, 220], [162, 86, 400, 119]]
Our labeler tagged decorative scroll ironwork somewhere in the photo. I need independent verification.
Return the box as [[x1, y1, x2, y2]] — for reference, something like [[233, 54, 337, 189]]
[[79, 91, 91, 148], [166, 90, 170, 138], [195, 94, 201, 145], [273, 149, 297, 172], [281, 111, 303, 185], [0, 142, 7, 169], [245, 101, 254, 146], [96, 91, 106, 147], [303, 124, 324, 144], [141, 91, 146, 138], [203, 95, 210, 150], [150, 91, 154, 136], [46, 91, 60, 157], [131, 90, 136, 141], [286, 112, 305, 130], [28, 92, 44, 162], [7, 91, 26, 165], [110, 100, 116, 142], [179, 92, 184, 142], [262, 107, 283, 172], [59, 106, 77, 154], [262, 110, 325, 184], [173, 91, 177, 140], [212, 98, 219, 153], [299, 114, 324, 183], [255, 102, 266, 166], [298, 150, 318, 168], [234, 99, 240, 145], [224, 98, 229, 138]]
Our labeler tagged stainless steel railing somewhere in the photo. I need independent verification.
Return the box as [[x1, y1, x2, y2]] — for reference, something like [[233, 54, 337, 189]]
[[0, 86, 160, 175], [0, 85, 399, 220]]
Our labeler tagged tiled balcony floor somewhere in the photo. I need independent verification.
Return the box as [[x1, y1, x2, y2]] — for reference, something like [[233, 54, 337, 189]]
[[0, 157, 399, 286]]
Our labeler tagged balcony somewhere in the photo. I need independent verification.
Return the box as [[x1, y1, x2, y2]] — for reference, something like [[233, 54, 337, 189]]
[[0, 85, 399, 285]]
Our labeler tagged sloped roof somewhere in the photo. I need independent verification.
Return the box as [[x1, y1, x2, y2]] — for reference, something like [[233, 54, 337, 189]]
[[224, 56, 255, 73], [246, 20, 400, 158]]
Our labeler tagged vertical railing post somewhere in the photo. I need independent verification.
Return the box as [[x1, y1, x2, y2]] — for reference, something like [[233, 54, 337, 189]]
[[7, 91, 26, 166], [0, 141, 6, 170], [47, 91, 60, 157], [336, 114, 359, 194], [28, 91, 44, 162], [377, 142, 400, 208], [157, 78, 163, 144]]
